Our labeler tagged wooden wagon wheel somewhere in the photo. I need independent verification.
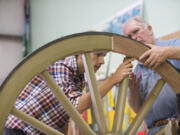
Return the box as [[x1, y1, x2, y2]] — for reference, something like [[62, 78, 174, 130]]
[[0, 32, 180, 135]]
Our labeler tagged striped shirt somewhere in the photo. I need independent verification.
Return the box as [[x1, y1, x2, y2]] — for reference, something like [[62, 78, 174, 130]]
[[5, 56, 85, 135]]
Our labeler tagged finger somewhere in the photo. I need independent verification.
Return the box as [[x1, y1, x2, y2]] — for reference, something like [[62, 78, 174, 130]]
[[139, 50, 151, 61], [145, 44, 153, 48], [129, 72, 133, 76], [129, 74, 133, 79], [129, 74, 134, 80], [123, 72, 133, 79], [131, 74, 137, 85], [143, 54, 154, 67], [122, 68, 133, 74], [148, 57, 157, 68], [144, 55, 157, 68], [129, 73, 135, 79], [124, 58, 135, 64], [129, 74, 136, 88], [125, 63, 133, 68], [152, 62, 161, 69], [126, 68, 133, 72]]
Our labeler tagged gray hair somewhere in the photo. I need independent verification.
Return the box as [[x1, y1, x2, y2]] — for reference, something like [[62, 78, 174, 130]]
[[129, 16, 149, 28]]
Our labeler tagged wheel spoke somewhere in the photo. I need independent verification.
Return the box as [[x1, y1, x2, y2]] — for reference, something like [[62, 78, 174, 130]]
[[41, 70, 95, 135], [125, 79, 165, 135], [112, 57, 130, 134], [112, 77, 129, 133], [82, 53, 108, 134], [11, 108, 64, 135]]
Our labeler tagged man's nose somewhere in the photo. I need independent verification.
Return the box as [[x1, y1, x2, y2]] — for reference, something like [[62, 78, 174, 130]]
[[132, 34, 137, 40]]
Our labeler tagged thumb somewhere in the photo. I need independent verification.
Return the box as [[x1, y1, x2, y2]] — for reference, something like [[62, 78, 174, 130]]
[[145, 44, 153, 48]]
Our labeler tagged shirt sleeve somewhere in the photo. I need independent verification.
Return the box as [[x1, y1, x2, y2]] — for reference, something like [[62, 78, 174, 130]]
[[166, 39, 180, 73], [168, 38, 180, 46], [48, 61, 82, 108]]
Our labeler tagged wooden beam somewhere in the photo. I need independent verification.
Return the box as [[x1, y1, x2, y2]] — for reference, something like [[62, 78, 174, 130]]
[[160, 30, 180, 40]]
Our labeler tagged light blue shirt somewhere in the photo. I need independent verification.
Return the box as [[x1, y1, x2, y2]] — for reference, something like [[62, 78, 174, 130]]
[[134, 39, 180, 131]]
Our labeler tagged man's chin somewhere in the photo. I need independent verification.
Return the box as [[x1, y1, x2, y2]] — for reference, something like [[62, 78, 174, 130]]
[[94, 69, 98, 72]]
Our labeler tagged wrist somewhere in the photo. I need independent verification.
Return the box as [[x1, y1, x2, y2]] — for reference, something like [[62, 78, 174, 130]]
[[109, 73, 120, 85], [164, 46, 172, 59]]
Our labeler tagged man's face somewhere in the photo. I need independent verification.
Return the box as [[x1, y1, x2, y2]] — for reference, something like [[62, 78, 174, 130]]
[[77, 51, 106, 74], [123, 20, 153, 44], [90, 51, 106, 72]]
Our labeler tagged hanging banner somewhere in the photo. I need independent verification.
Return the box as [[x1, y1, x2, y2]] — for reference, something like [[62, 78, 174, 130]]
[[93, 0, 144, 35]]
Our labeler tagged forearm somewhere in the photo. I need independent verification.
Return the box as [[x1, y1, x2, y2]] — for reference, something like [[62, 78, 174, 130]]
[[77, 92, 91, 113], [165, 46, 180, 60], [98, 75, 118, 98], [77, 75, 118, 113]]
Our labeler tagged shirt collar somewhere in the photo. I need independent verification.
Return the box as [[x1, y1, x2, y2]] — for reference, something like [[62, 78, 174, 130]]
[[64, 55, 82, 77]]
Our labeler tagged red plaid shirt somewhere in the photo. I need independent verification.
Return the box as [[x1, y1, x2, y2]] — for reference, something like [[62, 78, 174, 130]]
[[5, 56, 85, 135]]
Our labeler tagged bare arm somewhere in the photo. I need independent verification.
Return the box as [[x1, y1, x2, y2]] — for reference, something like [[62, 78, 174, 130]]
[[165, 46, 180, 59], [77, 59, 133, 113], [139, 44, 180, 69], [128, 73, 142, 113]]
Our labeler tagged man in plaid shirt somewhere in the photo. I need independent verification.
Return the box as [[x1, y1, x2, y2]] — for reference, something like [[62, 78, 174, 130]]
[[3, 52, 133, 135]]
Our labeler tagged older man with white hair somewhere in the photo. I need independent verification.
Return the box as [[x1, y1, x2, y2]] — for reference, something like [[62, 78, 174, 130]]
[[123, 17, 180, 135]]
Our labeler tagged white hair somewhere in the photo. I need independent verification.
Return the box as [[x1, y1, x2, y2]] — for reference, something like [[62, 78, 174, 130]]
[[129, 16, 149, 28]]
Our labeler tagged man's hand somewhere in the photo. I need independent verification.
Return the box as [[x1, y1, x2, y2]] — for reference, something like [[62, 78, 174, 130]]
[[139, 44, 168, 69], [128, 73, 142, 113], [112, 58, 134, 84]]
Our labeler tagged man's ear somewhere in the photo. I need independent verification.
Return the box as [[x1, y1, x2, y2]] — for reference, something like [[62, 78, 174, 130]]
[[77, 54, 83, 62], [77, 54, 85, 74]]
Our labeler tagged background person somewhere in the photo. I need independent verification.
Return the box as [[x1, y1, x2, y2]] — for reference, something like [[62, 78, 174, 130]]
[[123, 17, 180, 135]]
